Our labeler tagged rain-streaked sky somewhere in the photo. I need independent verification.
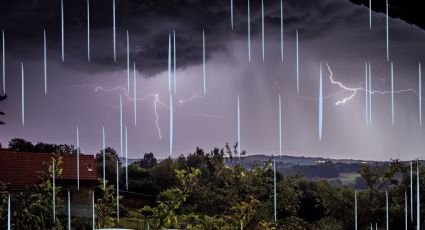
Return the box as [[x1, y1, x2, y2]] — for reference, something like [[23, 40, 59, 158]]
[[1, 0, 425, 160]]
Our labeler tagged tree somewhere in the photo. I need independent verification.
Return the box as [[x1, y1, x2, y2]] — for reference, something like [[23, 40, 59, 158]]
[[225, 142, 246, 166], [228, 196, 262, 229], [8, 138, 76, 154], [140, 168, 200, 229], [6, 156, 64, 229], [95, 147, 121, 184], [34, 142, 55, 153], [0, 181, 8, 226], [138, 152, 157, 169], [0, 94, 6, 125], [9, 138, 34, 152], [96, 179, 119, 228]]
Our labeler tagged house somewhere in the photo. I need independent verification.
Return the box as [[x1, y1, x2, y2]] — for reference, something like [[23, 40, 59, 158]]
[[0, 150, 98, 216]]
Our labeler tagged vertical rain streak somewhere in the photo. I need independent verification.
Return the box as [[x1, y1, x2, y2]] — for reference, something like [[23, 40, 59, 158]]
[[133, 62, 137, 126], [261, 0, 265, 62], [355, 190, 358, 230], [7, 194, 10, 230], [53, 159, 56, 223], [168, 34, 172, 94], [120, 95, 123, 158], [386, 190, 389, 230], [44, 30, 47, 95], [369, 62, 372, 125], [102, 126, 106, 190], [405, 191, 408, 230], [365, 63, 369, 126], [92, 191, 95, 229], [67, 191, 71, 230], [369, 0, 372, 29], [417, 161, 420, 230], [2, 30, 4, 95], [280, 0, 283, 62], [278, 94, 282, 157], [127, 30, 130, 92], [273, 158, 277, 223], [237, 95, 241, 157], [230, 0, 233, 30], [116, 160, 120, 222], [76, 126, 80, 190], [410, 161, 413, 222], [296, 30, 299, 94], [203, 30, 206, 94], [391, 62, 394, 127], [125, 126, 128, 190], [419, 63, 422, 126], [112, 0, 116, 62], [87, 0, 90, 62], [21, 62, 24, 126], [173, 30, 176, 94], [169, 94, 174, 157], [61, 0, 64, 62], [319, 63, 323, 140], [247, 0, 251, 62], [386, 0, 389, 62]]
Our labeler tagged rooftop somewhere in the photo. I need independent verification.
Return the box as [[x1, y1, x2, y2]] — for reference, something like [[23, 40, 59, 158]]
[[0, 150, 98, 190]]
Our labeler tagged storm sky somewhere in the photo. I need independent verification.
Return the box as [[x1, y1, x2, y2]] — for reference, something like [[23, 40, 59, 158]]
[[1, 0, 425, 160]]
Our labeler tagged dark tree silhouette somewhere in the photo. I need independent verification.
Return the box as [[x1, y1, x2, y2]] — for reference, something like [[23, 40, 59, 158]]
[[8, 137, 76, 154], [138, 152, 158, 169], [0, 94, 6, 125]]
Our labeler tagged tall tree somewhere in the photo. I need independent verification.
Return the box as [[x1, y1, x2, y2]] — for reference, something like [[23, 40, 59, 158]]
[[0, 94, 6, 125]]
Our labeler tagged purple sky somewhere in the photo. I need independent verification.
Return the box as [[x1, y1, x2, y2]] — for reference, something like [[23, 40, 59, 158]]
[[1, 0, 425, 160]]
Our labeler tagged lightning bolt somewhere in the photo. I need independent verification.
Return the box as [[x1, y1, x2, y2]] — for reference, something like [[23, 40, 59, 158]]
[[178, 91, 204, 105], [73, 84, 163, 139], [73, 84, 230, 140], [325, 63, 419, 106], [153, 94, 162, 139], [273, 81, 347, 101], [325, 63, 361, 106]]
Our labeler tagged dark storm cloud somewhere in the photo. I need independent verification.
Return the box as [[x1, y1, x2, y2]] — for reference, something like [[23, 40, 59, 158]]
[[350, 0, 425, 30], [0, 0, 373, 77], [3, 0, 425, 160]]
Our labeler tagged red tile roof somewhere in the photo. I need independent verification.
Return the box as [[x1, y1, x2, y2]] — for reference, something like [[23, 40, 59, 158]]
[[0, 150, 98, 190]]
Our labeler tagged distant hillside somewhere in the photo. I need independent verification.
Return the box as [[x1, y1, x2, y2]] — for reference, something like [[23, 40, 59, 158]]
[[124, 154, 383, 167], [123, 154, 412, 189], [224, 154, 394, 189], [226, 154, 381, 168]]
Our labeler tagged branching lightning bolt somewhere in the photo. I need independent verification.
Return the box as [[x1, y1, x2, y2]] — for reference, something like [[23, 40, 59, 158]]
[[73, 84, 230, 140], [153, 94, 162, 140], [73, 84, 163, 139], [325, 63, 361, 106], [178, 91, 204, 105], [325, 63, 419, 106]]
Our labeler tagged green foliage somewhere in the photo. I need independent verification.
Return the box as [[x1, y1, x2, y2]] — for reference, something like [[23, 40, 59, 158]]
[[136, 152, 157, 169], [228, 196, 262, 229], [0, 182, 8, 225], [95, 147, 122, 185], [2, 156, 64, 229], [8, 138, 76, 154], [141, 168, 200, 229], [71, 217, 91, 229], [95, 179, 119, 228], [3, 141, 425, 229]]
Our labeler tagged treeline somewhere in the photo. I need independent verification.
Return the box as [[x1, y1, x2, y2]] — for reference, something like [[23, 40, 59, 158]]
[[5, 138, 77, 154], [1, 138, 425, 229], [99, 145, 425, 229]]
